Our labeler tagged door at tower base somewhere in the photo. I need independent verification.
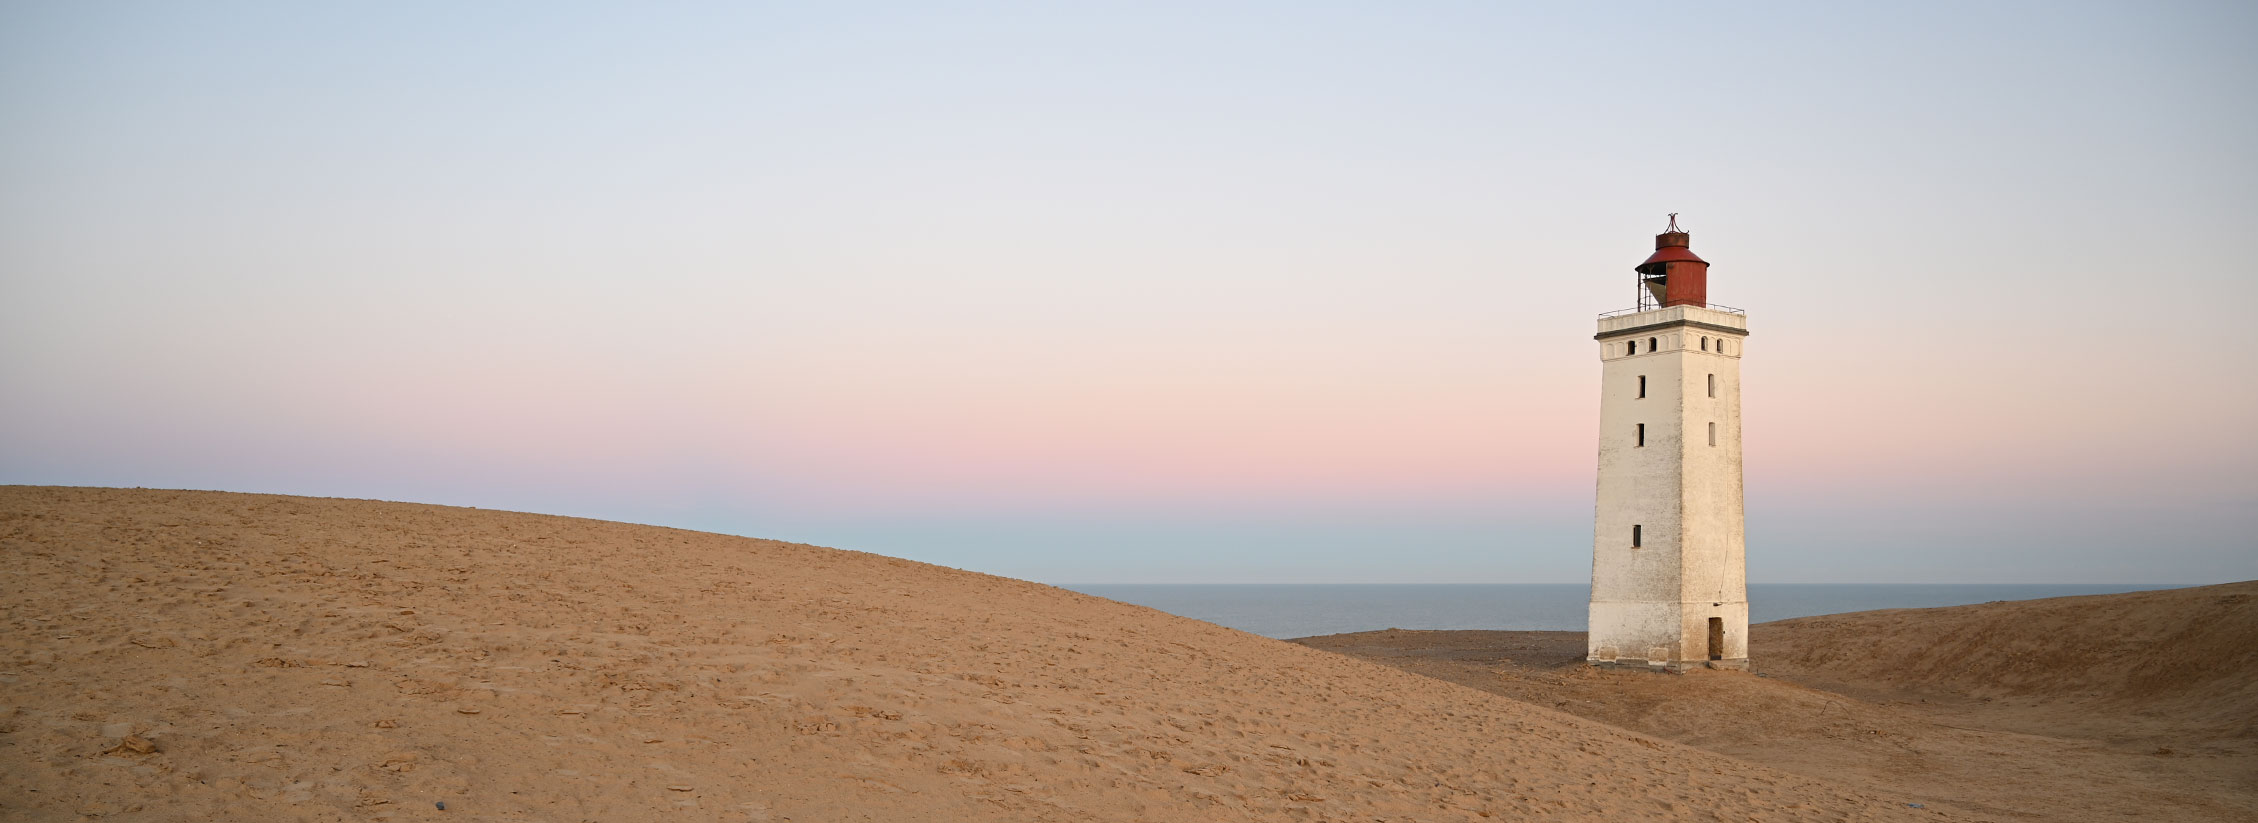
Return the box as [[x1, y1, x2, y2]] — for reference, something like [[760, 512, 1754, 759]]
[[1586, 225, 1751, 674]]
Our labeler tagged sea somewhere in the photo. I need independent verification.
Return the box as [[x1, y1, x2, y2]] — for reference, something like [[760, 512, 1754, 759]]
[[1057, 583, 2187, 639]]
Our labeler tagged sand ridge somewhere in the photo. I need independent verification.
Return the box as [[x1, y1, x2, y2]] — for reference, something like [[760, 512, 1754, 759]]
[[1755, 583, 2258, 740], [1294, 585, 2258, 823], [0, 487, 1945, 821]]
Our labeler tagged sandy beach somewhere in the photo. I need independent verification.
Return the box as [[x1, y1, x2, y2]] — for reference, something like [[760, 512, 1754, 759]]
[[2, 487, 2246, 821]]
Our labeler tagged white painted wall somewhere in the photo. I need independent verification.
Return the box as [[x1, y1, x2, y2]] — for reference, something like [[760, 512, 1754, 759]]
[[1588, 306, 1748, 670]]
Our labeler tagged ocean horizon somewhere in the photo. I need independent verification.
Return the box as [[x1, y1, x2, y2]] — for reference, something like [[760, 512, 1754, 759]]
[[1058, 583, 2192, 639]]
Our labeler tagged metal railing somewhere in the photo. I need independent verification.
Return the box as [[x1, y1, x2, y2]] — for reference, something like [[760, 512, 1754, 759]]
[[1596, 302, 1744, 320]]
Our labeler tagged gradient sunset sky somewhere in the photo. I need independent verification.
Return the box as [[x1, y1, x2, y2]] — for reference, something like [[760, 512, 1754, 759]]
[[3, 2, 2252, 583]]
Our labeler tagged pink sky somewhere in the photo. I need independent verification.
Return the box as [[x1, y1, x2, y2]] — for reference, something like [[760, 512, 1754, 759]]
[[2, 2, 2253, 582]]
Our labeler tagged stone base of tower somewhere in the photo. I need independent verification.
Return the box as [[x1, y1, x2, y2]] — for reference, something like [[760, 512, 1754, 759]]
[[1585, 655, 1667, 672], [1587, 600, 1749, 671], [1585, 656, 1748, 674]]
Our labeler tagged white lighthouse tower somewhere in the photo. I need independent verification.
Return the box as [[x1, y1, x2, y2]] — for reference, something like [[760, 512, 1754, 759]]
[[1588, 216, 1749, 672]]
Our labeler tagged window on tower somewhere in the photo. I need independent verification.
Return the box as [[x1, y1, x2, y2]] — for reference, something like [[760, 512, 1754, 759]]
[[1638, 376, 1646, 398], [1632, 525, 1642, 548], [1648, 336, 1658, 352], [1701, 336, 1709, 351], [1707, 374, 1716, 397], [1709, 422, 1717, 446], [1627, 341, 1637, 356], [1636, 423, 1645, 447]]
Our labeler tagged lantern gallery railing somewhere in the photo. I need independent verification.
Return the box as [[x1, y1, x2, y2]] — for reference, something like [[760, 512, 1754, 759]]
[[1597, 302, 1745, 320]]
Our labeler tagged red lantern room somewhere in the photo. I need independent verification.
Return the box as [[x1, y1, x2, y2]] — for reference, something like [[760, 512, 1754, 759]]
[[1636, 214, 1708, 310]]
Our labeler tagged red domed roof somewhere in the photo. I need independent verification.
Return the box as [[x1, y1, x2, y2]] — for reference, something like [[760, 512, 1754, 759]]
[[1640, 245, 1707, 268]]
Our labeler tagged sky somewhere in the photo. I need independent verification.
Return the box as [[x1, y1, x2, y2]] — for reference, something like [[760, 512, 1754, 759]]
[[2, 1, 2253, 584]]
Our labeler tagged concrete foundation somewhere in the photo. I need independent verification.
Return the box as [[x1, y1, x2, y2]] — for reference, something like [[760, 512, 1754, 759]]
[[1585, 657, 1749, 674]]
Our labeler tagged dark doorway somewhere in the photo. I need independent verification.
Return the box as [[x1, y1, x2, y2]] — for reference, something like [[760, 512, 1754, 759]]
[[1707, 617, 1724, 660]]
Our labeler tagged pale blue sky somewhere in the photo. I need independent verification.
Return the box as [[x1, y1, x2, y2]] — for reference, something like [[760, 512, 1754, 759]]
[[3, 1, 2253, 583]]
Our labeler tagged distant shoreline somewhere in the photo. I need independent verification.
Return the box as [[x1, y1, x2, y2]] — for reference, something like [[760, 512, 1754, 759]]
[[1064, 582, 2198, 638]]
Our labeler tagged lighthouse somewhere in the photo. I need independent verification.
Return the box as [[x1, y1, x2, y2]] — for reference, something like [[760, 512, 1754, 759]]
[[1588, 216, 1750, 672]]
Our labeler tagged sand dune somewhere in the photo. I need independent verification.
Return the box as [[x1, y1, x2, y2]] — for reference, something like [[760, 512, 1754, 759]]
[[0, 487, 1941, 821], [1296, 585, 2258, 823], [1755, 581, 2258, 739]]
